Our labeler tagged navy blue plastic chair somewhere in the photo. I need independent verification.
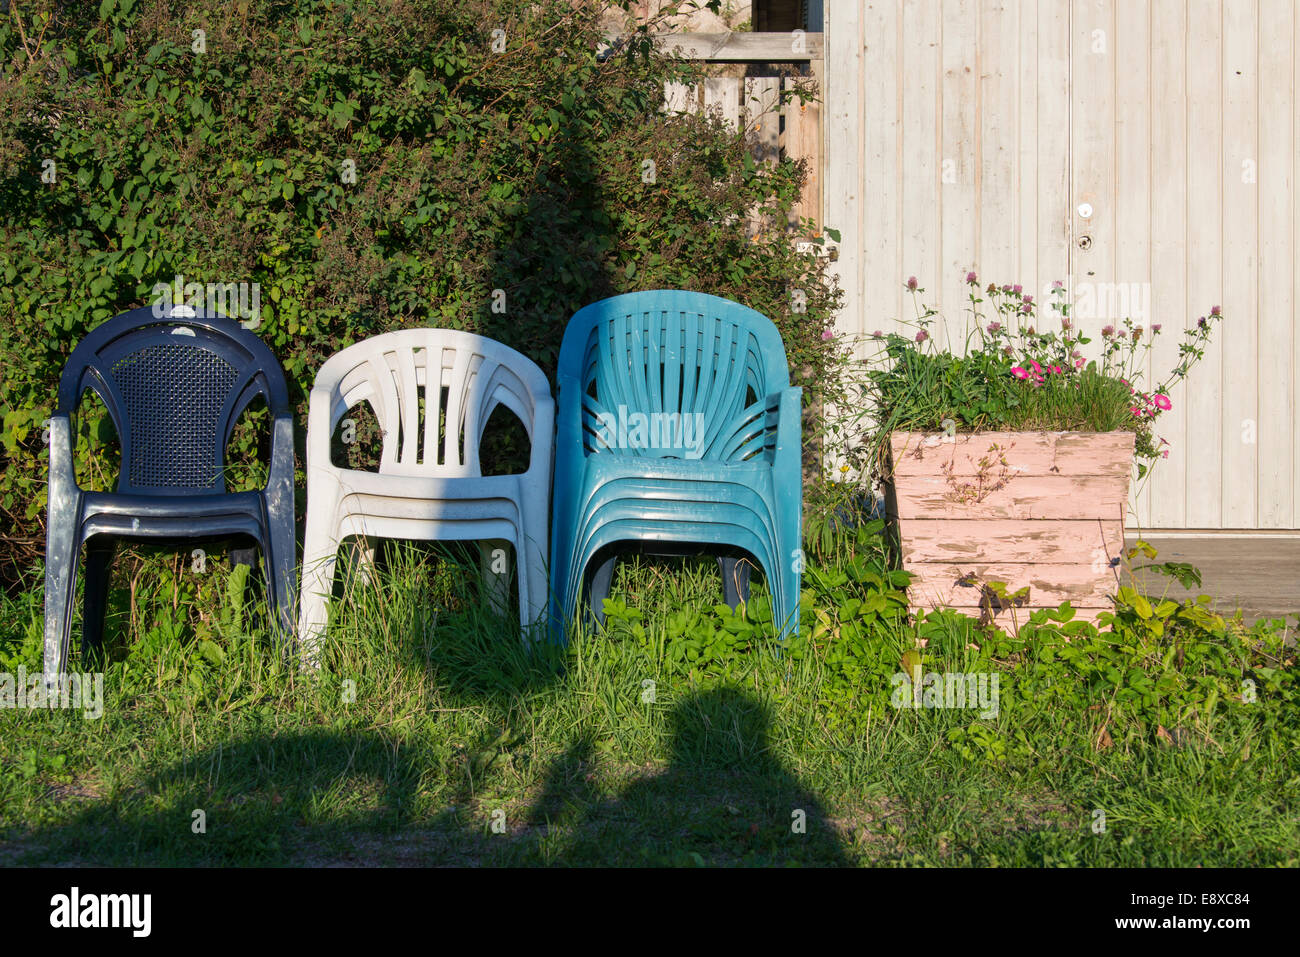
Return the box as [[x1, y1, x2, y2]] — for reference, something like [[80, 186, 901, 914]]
[[43, 305, 296, 685], [549, 290, 803, 642]]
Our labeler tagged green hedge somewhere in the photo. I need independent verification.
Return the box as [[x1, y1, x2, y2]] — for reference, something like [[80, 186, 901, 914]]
[[0, 0, 841, 581]]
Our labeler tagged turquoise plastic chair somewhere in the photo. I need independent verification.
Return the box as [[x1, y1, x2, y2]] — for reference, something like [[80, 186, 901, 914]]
[[549, 290, 803, 641]]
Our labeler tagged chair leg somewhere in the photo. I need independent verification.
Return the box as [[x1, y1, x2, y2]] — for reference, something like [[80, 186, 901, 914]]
[[82, 537, 116, 663], [718, 556, 752, 612], [518, 505, 549, 633], [298, 519, 342, 668], [349, 535, 381, 589], [583, 553, 619, 629], [43, 498, 82, 690], [478, 539, 512, 619], [778, 550, 802, 640], [262, 526, 298, 654]]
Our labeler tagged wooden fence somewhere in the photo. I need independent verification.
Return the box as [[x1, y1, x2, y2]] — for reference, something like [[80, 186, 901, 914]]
[[630, 32, 824, 230]]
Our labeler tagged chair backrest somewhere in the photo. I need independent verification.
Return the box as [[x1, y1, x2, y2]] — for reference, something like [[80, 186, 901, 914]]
[[557, 291, 790, 462], [312, 328, 552, 478], [57, 305, 292, 495]]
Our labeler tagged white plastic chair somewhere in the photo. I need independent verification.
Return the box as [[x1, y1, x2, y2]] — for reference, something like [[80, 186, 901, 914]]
[[296, 329, 554, 665]]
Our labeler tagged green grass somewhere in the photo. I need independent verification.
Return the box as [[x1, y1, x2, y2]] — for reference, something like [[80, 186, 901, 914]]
[[0, 523, 1296, 867]]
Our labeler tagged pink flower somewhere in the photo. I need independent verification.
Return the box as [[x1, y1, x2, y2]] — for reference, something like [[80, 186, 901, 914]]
[[1050, 365, 1063, 374], [1022, 294, 1034, 305], [1161, 450, 1170, 458], [1029, 359, 1043, 374], [915, 330, 929, 343], [821, 328, 835, 341], [966, 271, 978, 284], [1061, 318, 1072, 331], [987, 322, 1002, 334], [872, 329, 885, 338], [907, 276, 919, 291], [1102, 325, 1115, 337], [1151, 324, 1162, 334], [1074, 358, 1085, 369], [1013, 284, 1023, 295], [1153, 394, 1172, 411], [1011, 367, 1029, 379], [1052, 280, 1064, 290], [1210, 305, 1221, 317]]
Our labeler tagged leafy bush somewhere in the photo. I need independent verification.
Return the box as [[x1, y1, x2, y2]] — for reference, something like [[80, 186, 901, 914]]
[[0, 0, 840, 581]]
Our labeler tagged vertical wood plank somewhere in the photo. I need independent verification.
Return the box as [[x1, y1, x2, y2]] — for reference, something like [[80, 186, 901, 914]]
[[1017, 2, 1039, 304], [744, 76, 781, 166], [783, 75, 823, 228], [901, 0, 941, 329], [1147, 0, 1189, 528], [1293, 0, 1300, 526], [862, 0, 902, 342], [1295, 0, 1300, 527], [1184, 0, 1225, 527], [1115, 0, 1153, 527], [1257, 0, 1294, 527], [1071, 0, 1117, 371], [1035, 0, 1071, 310], [978, 0, 1020, 300], [663, 80, 693, 115], [704, 77, 740, 130], [1222, 0, 1259, 527], [823, 0, 864, 344], [940, 0, 979, 352]]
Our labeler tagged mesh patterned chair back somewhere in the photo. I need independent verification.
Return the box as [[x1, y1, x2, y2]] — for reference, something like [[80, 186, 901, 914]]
[[568, 293, 790, 463], [44, 305, 297, 687], [57, 306, 293, 493]]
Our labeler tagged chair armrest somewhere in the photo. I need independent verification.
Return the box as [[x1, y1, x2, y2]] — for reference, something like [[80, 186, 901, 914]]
[[46, 413, 77, 492], [304, 367, 358, 474], [267, 412, 297, 490], [527, 392, 556, 478], [554, 373, 585, 450], [768, 385, 803, 483]]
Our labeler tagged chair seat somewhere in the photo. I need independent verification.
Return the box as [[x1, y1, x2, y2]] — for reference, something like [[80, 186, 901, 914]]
[[322, 466, 525, 503]]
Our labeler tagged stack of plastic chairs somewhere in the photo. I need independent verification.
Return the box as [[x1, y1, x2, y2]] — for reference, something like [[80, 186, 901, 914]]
[[296, 329, 553, 665], [44, 305, 297, 686], [549, 290, 803, 641]]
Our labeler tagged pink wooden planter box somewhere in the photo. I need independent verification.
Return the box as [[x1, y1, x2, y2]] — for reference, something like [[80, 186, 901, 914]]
[[885, 431, 1135, 626]]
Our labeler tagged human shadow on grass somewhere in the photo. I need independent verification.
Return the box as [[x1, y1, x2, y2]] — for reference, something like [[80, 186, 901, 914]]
[[519, 686, 850, 866], [17, 688, 847, 866]]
